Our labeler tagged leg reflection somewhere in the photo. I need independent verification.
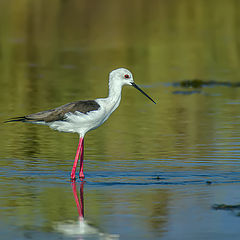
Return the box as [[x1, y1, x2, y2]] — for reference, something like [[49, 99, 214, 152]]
[[71, 181, 84, 220], [55, 182, 119, 239]]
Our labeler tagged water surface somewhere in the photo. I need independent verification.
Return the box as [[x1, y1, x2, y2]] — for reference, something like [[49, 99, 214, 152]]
[[1, 1, 240, 239]]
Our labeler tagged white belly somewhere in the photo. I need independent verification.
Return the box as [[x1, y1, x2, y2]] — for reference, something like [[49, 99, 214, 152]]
[[48, 106, 107, 136], [47, 97, 121, 137]]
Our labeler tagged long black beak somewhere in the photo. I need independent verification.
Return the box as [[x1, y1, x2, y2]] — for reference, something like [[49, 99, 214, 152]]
[[131, 82, 156, 104]]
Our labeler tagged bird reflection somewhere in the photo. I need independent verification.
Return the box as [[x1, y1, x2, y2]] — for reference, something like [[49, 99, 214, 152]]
[[55, 182, 119, 240], [71, 181, 84, 220]]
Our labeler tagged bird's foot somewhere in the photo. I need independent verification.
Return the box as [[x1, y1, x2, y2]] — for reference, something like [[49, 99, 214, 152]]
[[79, 174, 85, 180], [70, 174, 76, 182]]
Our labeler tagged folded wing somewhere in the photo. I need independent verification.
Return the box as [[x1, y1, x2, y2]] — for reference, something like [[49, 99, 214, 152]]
[[5, 100, 100, 123]]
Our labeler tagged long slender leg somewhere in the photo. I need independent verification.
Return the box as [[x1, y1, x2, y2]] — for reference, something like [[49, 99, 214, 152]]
[[71, 137, 84, 181], [79, 138, 85, 179]]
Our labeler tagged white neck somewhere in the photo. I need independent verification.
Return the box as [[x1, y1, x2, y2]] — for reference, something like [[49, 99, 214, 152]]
[[106, 79, 123, 111]]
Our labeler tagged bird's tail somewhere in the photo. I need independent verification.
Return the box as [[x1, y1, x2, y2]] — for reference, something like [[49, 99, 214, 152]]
[[4, 117, 27, 123]]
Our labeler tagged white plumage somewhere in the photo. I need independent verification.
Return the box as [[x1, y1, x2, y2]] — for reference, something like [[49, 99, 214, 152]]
[[6, 68, 156, 180]]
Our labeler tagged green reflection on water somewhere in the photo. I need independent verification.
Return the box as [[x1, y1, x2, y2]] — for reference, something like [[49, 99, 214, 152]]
[[0, 0, 240, 162], [1, 0, 240, 239]]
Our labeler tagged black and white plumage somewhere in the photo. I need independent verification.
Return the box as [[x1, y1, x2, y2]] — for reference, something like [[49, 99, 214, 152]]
[[7, 100, 100, 123], [5, 68, 156, 180]]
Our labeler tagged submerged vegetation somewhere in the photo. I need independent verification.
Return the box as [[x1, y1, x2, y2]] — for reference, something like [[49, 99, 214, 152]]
[[173, 79, 240, 88]]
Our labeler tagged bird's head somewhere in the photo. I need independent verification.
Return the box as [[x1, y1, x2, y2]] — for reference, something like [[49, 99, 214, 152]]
[[109, 68, 156, 104], [109, 68, 134, 86]]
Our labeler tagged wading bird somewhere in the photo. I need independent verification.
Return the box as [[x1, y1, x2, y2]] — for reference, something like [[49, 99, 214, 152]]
[[5, 68, 156, 181]]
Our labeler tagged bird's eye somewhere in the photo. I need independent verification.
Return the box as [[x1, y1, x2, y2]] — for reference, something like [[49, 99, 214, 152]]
[[124, 74, 130, 79]]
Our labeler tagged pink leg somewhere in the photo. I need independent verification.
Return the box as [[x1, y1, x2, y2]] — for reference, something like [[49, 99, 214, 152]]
[[71, 137, 84, 181], [79, 138, 85, 179]]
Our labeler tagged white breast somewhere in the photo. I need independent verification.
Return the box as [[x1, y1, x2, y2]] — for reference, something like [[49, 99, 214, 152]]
[[47, 97, 120, 137], [47, 71, 125, 137]]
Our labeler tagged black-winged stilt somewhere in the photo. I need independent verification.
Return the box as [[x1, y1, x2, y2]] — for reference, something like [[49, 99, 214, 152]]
[[5, 68, 156, 181]]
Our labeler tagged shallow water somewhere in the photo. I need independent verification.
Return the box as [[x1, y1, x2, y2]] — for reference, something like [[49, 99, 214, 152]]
[[1, 0, 240, 239]]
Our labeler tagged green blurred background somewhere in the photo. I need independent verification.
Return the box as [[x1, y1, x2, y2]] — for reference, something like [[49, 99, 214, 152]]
[[1, 0, 240, 160], [1, 1, 240, 239]]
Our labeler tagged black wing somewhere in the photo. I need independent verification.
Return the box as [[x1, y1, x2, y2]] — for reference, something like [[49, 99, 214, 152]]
[[5, 100, 100, 123]]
